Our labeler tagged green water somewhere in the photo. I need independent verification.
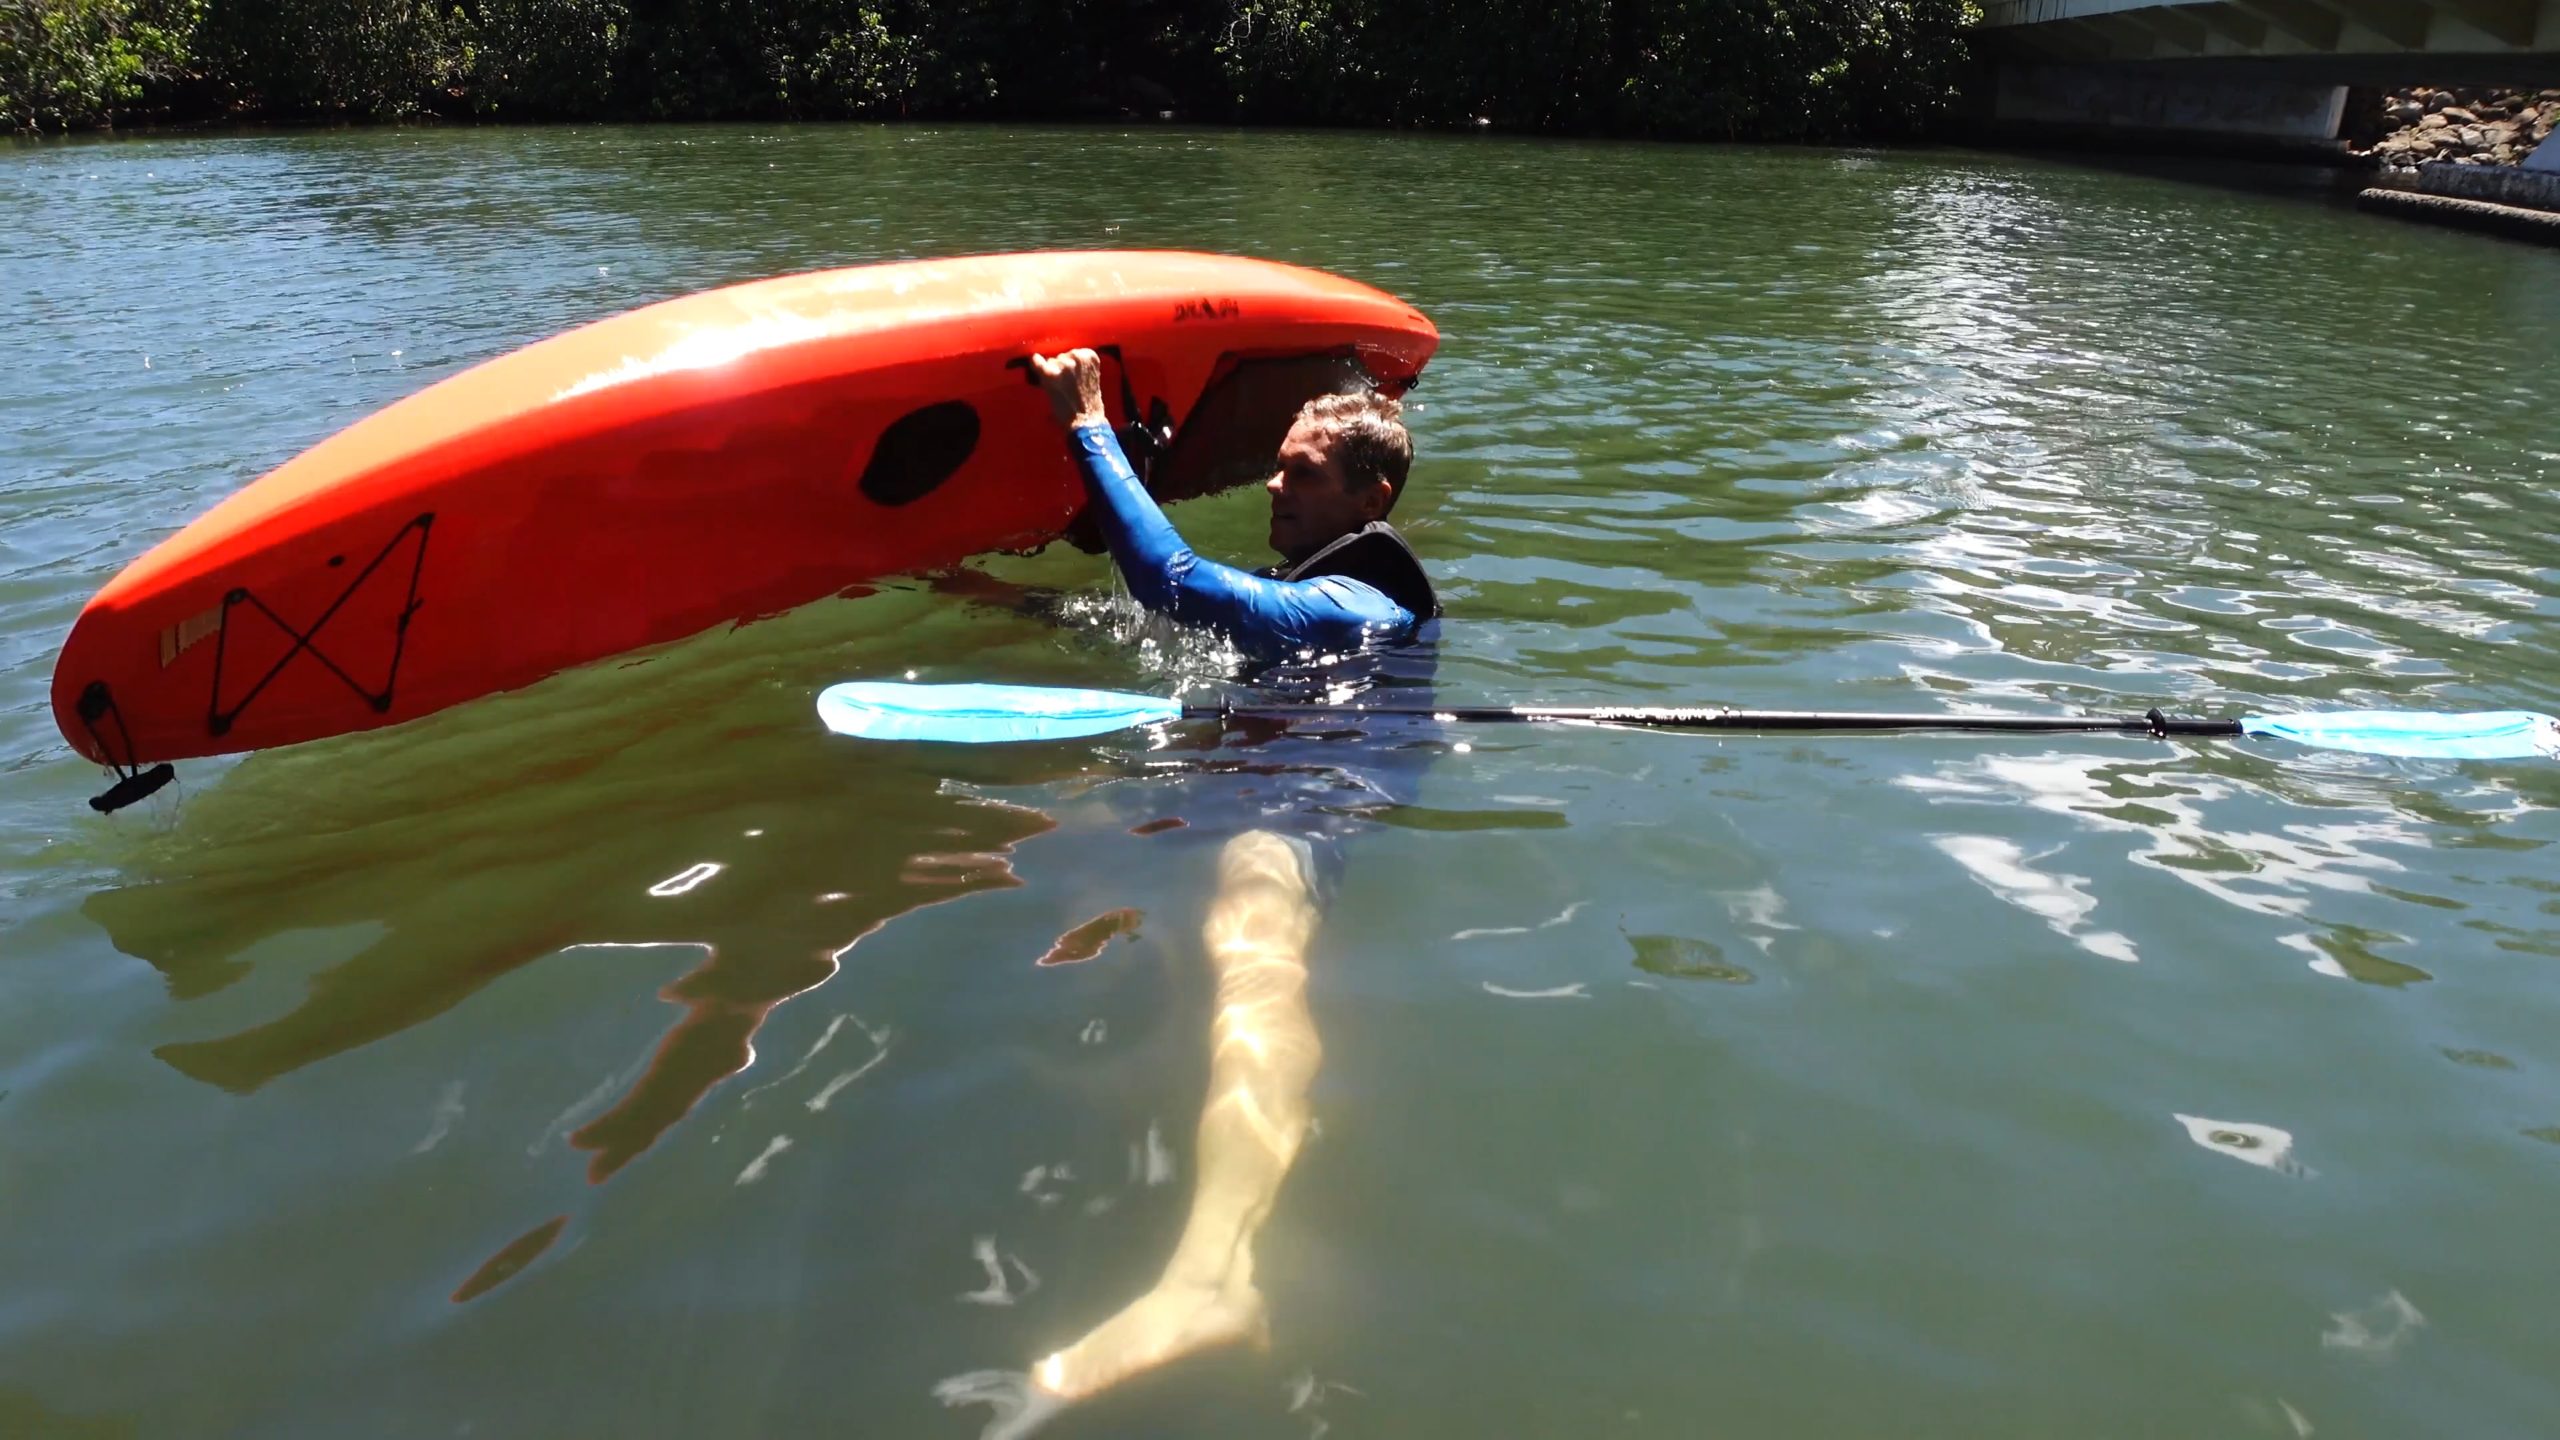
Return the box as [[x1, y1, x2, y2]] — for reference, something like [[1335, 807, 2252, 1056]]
[[4, 126, 2559, 1439]]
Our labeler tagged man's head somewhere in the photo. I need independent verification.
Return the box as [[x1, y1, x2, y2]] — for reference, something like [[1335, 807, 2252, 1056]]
[[1265, 390, 1414, 564]]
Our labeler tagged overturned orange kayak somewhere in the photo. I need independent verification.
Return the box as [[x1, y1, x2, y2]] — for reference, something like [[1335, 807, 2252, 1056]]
[[54, 251, 1437, 787]]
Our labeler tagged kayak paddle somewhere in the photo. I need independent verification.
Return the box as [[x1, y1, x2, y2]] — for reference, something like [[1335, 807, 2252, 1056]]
[[814, 682, 2560, 761]]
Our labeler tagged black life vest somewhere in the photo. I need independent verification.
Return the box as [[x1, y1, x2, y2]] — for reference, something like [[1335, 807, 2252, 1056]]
[[1263, 522, 1439, 622]]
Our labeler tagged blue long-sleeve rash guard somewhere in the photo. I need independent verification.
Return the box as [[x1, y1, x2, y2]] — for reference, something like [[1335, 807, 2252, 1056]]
[[1070, 419, 1416, 656]]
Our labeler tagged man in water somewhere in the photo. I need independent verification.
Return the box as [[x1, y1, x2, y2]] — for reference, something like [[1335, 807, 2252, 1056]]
[[1030, 348, 1437, 657], [934, 352, 1438, 1436]]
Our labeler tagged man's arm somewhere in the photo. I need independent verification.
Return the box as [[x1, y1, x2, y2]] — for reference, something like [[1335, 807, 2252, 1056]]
[[1032, 351, 1413, 655], [1068, 419, 1410, 651]]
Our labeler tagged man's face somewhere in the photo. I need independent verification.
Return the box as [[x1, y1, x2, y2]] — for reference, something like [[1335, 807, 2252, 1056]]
[[1265, 419, 1388, 564]]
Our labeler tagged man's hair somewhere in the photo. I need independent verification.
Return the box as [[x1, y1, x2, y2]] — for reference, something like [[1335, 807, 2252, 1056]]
[[1296, 390, 1413, 514]]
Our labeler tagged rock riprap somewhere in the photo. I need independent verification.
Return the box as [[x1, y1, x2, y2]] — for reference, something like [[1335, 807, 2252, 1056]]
[[2359, 87, 2557, 170]]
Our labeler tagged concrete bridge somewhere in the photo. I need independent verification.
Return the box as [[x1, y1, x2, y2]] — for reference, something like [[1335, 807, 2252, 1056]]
[[1971, 0, 2560, 146], [1980, 0, 2560, 74]]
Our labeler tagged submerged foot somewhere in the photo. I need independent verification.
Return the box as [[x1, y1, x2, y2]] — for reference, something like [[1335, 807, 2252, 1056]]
[[1033, 1275, 1271, 1401], [936, 1281, 1266, 1438]]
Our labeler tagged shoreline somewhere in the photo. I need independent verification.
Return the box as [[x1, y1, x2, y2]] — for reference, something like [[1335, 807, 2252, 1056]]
[[2350, 87, 2560, 246], [2350, 86, 2556, 173]]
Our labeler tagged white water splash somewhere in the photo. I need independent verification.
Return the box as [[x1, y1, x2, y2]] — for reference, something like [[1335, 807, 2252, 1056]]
[[957, 1237, 1040, 1306], [1934, 833, 2140, 963], [2173, 1113, 2313, 1176], [1900, 754, 2420, 937], [1126, 1120, 1176, 1187], [1482, 982, 1590, 1000], [736, 1134, 792, 1185], [808, 1044, 892, 1113], [1285, 1370, 1365, 1411], [745, 1011, 888, 1105], [2322, 1290, 2424, 1359], [647, 862, 723, 897], [1019, 1163, 1073, 1208], [1452, 900, 1587, 941], [411, 1081, 466, 1154], [526, 1043, 666, 1158], [933, 1370, 1066, 1440]]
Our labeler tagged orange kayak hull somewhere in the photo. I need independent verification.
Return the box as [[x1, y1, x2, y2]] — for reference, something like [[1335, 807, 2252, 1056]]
[[53, 251, 1438, 766]]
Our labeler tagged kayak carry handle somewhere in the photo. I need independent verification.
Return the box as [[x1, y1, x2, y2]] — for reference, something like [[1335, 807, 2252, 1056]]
[[90, 764, 175, 814], [75, 680, 178, 813], [1008, 344, 1173, 479]]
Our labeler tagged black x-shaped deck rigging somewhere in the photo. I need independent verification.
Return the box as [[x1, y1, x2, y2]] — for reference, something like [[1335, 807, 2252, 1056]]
[[205, 511, 435, 738]]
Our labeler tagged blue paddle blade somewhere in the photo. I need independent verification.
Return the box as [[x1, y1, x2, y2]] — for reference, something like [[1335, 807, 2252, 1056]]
[[817, 681, 1183, 744], [2241, 709, 2560, 760]]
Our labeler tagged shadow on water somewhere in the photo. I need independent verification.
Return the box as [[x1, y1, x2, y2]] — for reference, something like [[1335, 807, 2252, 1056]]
[[1955, 146, 2383, 207], [450, 1214, 572, 1304], [77, 583, 1090, 1269], [0, 1389, 133, 1440], [67, 567, 1478, 1304]]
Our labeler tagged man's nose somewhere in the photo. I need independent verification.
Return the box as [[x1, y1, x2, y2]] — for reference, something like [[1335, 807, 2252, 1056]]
[[1264, 471, 1285, 496]]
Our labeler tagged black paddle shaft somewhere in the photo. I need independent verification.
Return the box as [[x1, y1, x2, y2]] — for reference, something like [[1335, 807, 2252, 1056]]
[[1184, 703, 2247, 739]]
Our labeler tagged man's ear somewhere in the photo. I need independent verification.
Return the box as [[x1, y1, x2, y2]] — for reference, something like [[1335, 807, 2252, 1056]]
[[1357, 479, 1393, 522]]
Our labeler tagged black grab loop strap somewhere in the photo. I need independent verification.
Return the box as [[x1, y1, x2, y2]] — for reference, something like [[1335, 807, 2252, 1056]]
[[205, 512, 434, 739], [74, 681, 175, 814]]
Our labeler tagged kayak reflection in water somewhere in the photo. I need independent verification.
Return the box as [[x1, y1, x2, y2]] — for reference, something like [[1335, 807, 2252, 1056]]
[[935, 351, 1440, 1435]]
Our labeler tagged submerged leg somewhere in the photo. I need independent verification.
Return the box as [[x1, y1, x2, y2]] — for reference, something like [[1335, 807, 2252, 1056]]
[[951, 830, 1322, 1432]]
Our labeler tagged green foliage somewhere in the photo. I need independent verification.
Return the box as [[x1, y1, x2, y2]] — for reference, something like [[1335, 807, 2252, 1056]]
[[605, 0, 929, 118], [7, 0, 1972, 137], [2, 0, 200, 130], [1218, 0, 1973, 139], [467, 0, 623, 115], [192, 0, 468, 118]]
